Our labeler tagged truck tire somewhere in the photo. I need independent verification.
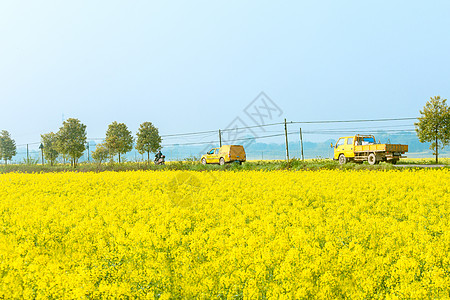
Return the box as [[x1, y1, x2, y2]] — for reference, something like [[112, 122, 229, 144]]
[[219, 157, 225, 165], [368, 153, 379, 165], [338, 154, 347, 165], [201, 158, 206, 165]]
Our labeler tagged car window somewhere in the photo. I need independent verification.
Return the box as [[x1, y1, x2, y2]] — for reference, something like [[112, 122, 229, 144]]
[[336, 138, 345, 147], [347, 138, 353, 145], [214, 149, 219, 155], [208, 149, 214, 155]]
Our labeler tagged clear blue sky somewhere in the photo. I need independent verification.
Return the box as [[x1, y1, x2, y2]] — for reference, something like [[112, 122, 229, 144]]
[[1, 1, 449, 146]]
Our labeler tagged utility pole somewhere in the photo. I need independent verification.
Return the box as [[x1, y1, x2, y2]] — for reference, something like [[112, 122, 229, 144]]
[[87, 142, 90, 162], [39, 143, 44, 166], [299, 128, 304, 161], [219, 129, 222, 147], [436, 129, 438, 164], [26, 144, 29, 164], [284, 118, 289, 163]]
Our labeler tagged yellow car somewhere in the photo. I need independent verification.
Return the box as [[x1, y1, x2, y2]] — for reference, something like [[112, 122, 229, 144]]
[[201, 145, 246, 165]]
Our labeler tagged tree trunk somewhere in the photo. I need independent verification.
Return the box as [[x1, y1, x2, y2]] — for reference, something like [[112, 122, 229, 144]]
[[119, 153, 121, 163], [147, 150, 150, 165], [5, 159, 7, 166], [436, 134, 438, 164]]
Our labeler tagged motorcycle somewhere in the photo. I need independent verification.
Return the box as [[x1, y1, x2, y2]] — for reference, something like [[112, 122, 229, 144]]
[[154, 155, 165, 165]]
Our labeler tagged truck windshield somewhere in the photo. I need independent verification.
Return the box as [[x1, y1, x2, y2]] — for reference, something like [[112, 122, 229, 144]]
[[336, 138, 345, 147]]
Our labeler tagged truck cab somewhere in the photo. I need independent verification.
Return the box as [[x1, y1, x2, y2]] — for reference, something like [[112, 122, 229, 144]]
[[333, 136, 361, 161]]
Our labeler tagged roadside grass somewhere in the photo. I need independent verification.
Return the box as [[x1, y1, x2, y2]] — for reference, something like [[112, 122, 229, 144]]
[[2, 157, 449, 174], [0, 158, 410, 173], [395, 157, 450, 165]]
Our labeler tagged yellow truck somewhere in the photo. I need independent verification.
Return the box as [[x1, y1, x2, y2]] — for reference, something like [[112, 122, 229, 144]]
[[332, 135, 408, 165], [201, 145, 246, 165]]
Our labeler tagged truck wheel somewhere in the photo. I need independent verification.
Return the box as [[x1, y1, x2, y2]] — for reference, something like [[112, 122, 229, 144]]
[[219, 158, 225, 165], [338, 154, 347, 165], [368, 153, 378, 165], [201, 158, 206, 165]]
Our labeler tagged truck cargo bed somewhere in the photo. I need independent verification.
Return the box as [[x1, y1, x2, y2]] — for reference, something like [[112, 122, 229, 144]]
[[354, 144, 408, 153]]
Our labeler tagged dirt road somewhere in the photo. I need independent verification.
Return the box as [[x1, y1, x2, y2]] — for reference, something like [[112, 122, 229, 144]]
[[394, 164, 446, 168]]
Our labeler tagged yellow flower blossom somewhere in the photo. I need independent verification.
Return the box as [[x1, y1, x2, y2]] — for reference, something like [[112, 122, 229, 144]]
[[0, 169, 449, 298]]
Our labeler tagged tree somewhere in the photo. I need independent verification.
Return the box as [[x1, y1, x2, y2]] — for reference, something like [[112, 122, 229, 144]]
[[136, 122, 162, 164], [91, 142, 109, 164], [0, 130, 17, 165], [41, 132, 59, 166], [105, 121, 133, 163], [56, 118, 87, 167], [415, 96, 450, 163]]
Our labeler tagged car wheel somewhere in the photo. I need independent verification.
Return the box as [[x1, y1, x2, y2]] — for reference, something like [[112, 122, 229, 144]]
[[201, 158, 206, 165], [338, 154, 347, 165], [368, 153, 378, 165], [219, 158, 225, 165]]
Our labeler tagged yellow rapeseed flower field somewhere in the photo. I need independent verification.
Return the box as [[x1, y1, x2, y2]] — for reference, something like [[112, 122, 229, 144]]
[[0, 169, 449, 299]]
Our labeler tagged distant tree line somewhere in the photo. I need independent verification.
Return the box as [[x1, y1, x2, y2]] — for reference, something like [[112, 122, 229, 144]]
[[40, 119, 162, 167], [1, 119, 162, 167]]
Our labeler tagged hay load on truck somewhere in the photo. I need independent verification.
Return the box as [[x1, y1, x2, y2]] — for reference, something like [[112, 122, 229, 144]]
[[331, 135, 408, 165]]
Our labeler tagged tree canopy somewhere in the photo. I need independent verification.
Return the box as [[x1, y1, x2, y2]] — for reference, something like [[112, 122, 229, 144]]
[[136, 122, 162, 163], [415, 96, 450, 163], [0, 130, 17, 165], [41, 132, 59, 166], [91, 142, 109, 164], [105, 121, 133, 163], [56, 118, 87, 167]]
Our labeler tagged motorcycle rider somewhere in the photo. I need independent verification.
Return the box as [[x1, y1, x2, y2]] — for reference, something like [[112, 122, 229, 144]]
[[154, 150, 163, 164]]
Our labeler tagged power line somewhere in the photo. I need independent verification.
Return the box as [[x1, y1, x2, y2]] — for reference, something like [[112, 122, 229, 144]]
[[160, 121, 283, 138], [302, 129, 416, 134], [16, 142, 40, 147], [220, 121, 284, 132], [163, 127, 417, 147], [223, 133, 286, 142], [290, 117, 417, 124], [162, 117, 417, 139], [12, 117, 419, 149], [162, 132, 287, 147], [161, 129, 218, 138], [162, 140, 217, 147], [162, 132, 217, 141]]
